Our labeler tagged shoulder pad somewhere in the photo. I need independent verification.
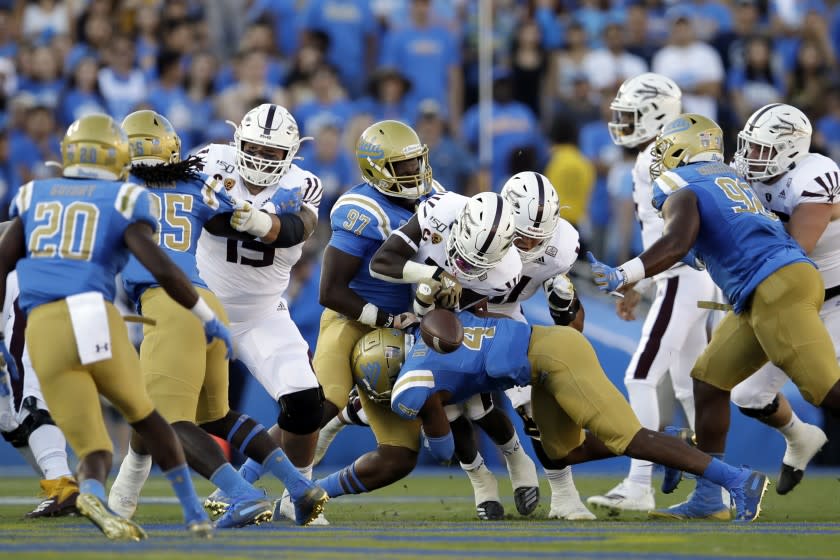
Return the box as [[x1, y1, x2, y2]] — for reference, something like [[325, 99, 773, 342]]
[[330, 193, 391, 240], [390, 368, 435, 420]]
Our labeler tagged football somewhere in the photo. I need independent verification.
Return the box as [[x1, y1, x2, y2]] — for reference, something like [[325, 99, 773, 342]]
[[419, 308, 464, 354]]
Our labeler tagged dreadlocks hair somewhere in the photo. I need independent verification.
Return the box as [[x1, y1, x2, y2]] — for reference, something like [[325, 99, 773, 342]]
[[130, 154, 204, 185]]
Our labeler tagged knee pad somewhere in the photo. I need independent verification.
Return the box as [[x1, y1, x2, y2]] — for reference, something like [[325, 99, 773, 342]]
[[277, 386, 324, 435], [738, 395, 780, 420], [2, 397, 55, 448], [464, 393, 494, 421]]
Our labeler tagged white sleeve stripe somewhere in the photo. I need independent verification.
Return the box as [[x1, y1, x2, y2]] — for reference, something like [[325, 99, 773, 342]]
[[391, 371, 435, 401], [392, 229, 418, 251], [15, 181, 33, 215], [114, 183, 144, 219], [330, 195, 391, 238], [661, 170, 688, 188]]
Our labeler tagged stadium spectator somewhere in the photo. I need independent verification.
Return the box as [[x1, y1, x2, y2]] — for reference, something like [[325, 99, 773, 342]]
[[18, 44, 62, 109], [788, 37, 837, 117], [582, 20, 648, 94], [284, 29, 329, 106], [293, 63, 355, 137], [356, 66, 415, 125], [548, 20, 591, 106], [713, 0, 765, 71], [21, 0, 69, 40], [0, 122, 19, 220], [97, 35, 147, 121], [727, 35, 786, 124], [10, 103, 60, 183], [245, 0, 302, 58], [414, 99, 478, 195], [0, 7, 18, 59], [296, 117, 355, 224], [624, 3, 659, 65], [510, 19, 550, 119], [652, 9, 724, 119], [133, 2, 160, 78], [215, 49, 286, 124], [147, 51, 195, 150], [58, 54, 106, 127]]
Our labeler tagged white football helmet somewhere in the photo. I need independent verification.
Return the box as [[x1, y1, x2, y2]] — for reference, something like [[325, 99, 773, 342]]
[[446, 193, 516, 279], [609, 73, 682, 148], [734, 103, 812, 182], [230, 104, 308, 187], [500, 172, 561, 263]]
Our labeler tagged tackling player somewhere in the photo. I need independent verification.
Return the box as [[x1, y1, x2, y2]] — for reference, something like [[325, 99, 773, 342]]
[[0, 114, 216, 539], [729, 104, 831, 496], [194, 103, 328, 523], [588, 113, 840, 520], [351, 313, 769, 522], [108, 110, 327, 528], [588, 73, 720, 515]]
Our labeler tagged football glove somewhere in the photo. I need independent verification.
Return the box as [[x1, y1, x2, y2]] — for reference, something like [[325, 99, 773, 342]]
[[543, 274, 580, 326], [413, 279, 439, 317], [586, 252, 626, 293], [433, 269, 461, 309], [270, 186, 302, 214], [230, 199, 273, 238], [392, 311, 420, 330], [203, 318, 234, 359]]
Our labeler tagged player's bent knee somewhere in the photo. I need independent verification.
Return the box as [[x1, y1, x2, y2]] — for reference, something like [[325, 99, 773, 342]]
[[737, 394, 780, 419], [277, 386, 325, 435], [1, 397, 56, 448]]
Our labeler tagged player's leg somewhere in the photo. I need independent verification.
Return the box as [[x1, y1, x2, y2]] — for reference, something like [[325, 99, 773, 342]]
[[315, 390, 420, 499], [26, 302, 147, 541], [468, 393, 539, 516], [312, 310, 372, 425], [314, 388, 368, 466], [590, 277, 684, 513], [529, 326, 769, 522], [92, 303, 211, 535], [447, 403, 503, 520], [731, 366, 826, 494]]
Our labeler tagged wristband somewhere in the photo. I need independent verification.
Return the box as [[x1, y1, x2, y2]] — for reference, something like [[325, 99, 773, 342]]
[[402, 260, 440, 284], [376, 310, 395, 328], [618, 257, 646, 285], [190, 297, 215, 323], [358, 303, 379, 326]]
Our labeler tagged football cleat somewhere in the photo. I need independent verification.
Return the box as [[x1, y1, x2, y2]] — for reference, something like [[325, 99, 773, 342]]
[[513, 486, 540, 516], [731, 470, 769, 522], [587, 479, 655, 514], [203, 488, 231, 519], [313, 417, 346, 467], [503, 442, 540, 516], [649, 477, 731, 521], [214, 493, 273, 529], [292, 485, 329, 526], [476, 500, 505, 520], [548, 493, 596, 521], [273, 489, 330, 525], [187, 518, 215, 539], [661, 426, 696, 494], [777, 423, 827, 495], [76, 493, 147, 541], [26, 476, 79, 518]]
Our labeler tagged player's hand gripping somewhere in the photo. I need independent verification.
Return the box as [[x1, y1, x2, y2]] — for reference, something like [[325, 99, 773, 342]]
[[392, 311, 420, 330], [434, 269, 461, 309], [203, 318, 234, 359], [230, 199, 273, 238], [586, 252, 626, 294], [413, 279, 439, 317]]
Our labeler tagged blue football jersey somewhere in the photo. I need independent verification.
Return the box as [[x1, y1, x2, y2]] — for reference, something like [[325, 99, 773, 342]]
[[328, 182, 441, 315], [121, 173, 235, 303], [11, 178, 157, 314], [652, 162, 811, 312], [390, 312, 532, 420]]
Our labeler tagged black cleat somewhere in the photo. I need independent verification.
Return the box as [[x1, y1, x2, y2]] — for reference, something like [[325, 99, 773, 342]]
[[777, 464, 804, 495], [513, 486, 539, 516], [476, 500, 504, 520]]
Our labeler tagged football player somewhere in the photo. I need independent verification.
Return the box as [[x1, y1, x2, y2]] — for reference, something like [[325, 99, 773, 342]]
[[0, 114, 218, 539], [313, 190, 519, 502], [108, 110, 328, 528], [351, 313, 769, 522], [370, 190, 544, 520], [588, 73, 720, 515], [588, 114, 840, 520], [489, 171, 594, 520], [728, 104, 831, 495], [194, 104, 329, 523]]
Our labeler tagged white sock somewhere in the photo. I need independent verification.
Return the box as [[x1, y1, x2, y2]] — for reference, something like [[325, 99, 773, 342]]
[[625, 382, 659, 488], [460, 452, 484, 471], [297, 463, 313, 480], [499, 433, 521, 457], [29, 425, 72, 480], [356, 406, 368, 425], [778, 411, 807, 443], [679, 396, 696, 432], [123, 445, 153, 476], [545, 466, 576, 496]]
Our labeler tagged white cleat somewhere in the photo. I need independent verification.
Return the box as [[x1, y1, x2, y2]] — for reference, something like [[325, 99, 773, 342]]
[[587, 479, 655, 514], [274, 489, 330, 525], [463, 460, 504, 520], [549, 493, 597, 521], [314, 417, 346, 466], [107, 455, 151, 519], [778, 423, 828, 495]]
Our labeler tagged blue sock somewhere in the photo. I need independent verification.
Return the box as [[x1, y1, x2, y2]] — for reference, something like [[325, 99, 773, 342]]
[[210, 463, 258, 500], [165, 464, 207, 524], [700, 454, 736, 504], [79, 479, 107, 503], [317, 463, 367, 499], [263, 449, 309, 498], [239, 458, 264, 484]]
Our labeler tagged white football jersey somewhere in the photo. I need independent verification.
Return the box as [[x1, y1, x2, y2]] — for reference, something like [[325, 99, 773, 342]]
[[750, 153, 840, 289], [487, 218, 579, 322], [414, 191, 522, 302], [195, 143, 323, 323]]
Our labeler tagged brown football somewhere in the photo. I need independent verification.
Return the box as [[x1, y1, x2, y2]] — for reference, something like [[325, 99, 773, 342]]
[[420, 308, 464, 354]]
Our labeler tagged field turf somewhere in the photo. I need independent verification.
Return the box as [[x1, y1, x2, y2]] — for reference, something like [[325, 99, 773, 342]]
[[0, 472, 838, 559]]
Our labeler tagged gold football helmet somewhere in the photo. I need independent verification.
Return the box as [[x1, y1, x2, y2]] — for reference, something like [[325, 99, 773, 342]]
[[121, 110, 181, 165], [61, 114, 131, 181], [351, 328, 410, 405], [649, 113, 724, 180], [357, 120, 432, 199]]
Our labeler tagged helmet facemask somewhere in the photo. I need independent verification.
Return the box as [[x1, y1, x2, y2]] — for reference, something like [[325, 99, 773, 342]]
[[366, 149, 432, 199], [608, 104, 642, 147], [445, 216, 512, 280], [234, 135, 299, 188]]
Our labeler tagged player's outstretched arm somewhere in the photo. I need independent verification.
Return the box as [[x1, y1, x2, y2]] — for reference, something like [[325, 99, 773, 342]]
[[369, 215, 437, 283], [0, 218, 25, 318], [206, 205, 316, 248], [639, 188, 701, 277]]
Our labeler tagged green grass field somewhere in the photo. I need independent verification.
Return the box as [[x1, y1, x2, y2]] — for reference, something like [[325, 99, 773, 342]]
[[0, 473, 838, 559]]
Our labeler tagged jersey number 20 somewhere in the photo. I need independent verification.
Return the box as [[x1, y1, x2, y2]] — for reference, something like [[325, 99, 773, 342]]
[[29, 201, 98, 261]]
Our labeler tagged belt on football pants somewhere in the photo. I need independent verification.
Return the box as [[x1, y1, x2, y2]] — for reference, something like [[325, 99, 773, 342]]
[[825, 284, 840, 302]]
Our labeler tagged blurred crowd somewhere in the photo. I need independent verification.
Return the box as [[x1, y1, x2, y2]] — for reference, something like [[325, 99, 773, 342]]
[[1, 0, 840, 268]]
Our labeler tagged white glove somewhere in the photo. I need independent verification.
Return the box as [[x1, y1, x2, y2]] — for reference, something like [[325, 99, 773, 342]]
[[231, 199, 273, 238]]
